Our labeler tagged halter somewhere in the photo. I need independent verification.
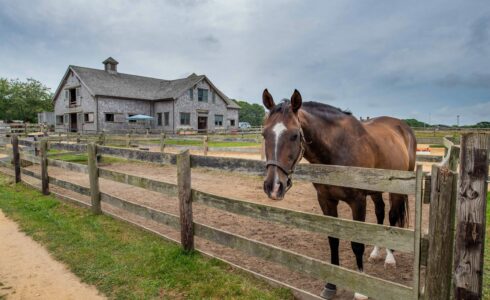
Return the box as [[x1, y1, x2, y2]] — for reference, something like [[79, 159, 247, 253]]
[[265, 126, 306, 192]]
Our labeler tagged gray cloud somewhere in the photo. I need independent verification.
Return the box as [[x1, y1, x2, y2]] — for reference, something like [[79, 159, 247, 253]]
[[467, 15, 490, 54], [436, 73, 490, 89], [0, 0, 489, 125]]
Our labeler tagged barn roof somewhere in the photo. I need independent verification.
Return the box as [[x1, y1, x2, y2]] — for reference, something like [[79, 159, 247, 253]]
[[54, 65, 240, 109]]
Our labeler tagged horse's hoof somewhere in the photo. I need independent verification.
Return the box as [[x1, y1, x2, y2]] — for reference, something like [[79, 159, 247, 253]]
[[353, 292, 369, 300], [368, 246, 382, 263], [320, 287, 337, 299]]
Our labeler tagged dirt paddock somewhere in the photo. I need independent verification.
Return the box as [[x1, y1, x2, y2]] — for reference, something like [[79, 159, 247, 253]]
[[3, 151, 437, 300]]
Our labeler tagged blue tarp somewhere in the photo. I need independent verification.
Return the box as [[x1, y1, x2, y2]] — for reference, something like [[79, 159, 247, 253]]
[[126, 114, 154, 121]]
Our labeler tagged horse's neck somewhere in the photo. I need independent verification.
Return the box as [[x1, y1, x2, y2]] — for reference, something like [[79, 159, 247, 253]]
[[299, 109, 362, 165]]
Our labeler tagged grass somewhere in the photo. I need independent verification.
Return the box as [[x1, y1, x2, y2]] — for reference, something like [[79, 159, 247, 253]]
[[164, 139, 259, 148], [484, 192, 490, 298], [0, 175, 292, 300], [414, 131, 460, 138], [48, 150, 128, 166]]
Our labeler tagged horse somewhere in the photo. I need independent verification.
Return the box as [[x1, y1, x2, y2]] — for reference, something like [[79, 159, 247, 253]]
[[261, 89, 416, 300]]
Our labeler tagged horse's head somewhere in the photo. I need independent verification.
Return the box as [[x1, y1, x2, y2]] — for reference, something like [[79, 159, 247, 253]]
[[262, 89, 305, 200]]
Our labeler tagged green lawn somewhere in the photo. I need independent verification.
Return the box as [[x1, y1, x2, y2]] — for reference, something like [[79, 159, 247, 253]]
[[0, 175, 291, 300], [484, 192, 490, 298], [163, 139, 259, 148]]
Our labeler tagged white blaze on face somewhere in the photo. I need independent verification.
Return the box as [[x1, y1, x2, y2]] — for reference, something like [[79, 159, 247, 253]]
[[272, 122, 287, 160], [270, 122, 287, 197]]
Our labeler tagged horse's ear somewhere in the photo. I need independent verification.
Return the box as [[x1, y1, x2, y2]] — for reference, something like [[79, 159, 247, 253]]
[[262, 89, 275, 110], [291, 89, 302, 112]]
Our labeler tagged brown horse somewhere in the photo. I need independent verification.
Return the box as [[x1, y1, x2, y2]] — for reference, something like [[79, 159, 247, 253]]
[[261, 89, 416, 300]]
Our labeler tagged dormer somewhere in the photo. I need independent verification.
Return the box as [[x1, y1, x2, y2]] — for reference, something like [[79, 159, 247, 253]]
[[103, 57, 118, 73]]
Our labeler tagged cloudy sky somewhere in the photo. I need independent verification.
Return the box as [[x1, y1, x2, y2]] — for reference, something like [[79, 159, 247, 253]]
[[1, 0, 489, 125]]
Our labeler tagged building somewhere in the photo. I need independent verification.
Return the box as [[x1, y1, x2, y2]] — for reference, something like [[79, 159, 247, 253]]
[[37, 111, 55, 126], [52, 57, 240, 133]]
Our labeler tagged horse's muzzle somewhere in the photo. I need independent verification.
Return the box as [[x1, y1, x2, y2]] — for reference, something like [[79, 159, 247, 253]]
[[263, 177, 292, 200]]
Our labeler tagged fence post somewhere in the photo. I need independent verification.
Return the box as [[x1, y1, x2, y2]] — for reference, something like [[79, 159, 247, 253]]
[[12, 135, 20, 183], [40, 139, 49, 195], [260, 135, 265, 160], [160, 133, 166, 153], [203, 136, 208, 156], [76, 132, 81, 144], [87, 142, 101, 214], [453, 133, 489, 299], [177, 149, 193, 252], [126, 133, 131, 147], [33, 136, 39, 156], [423, 165, 457, 300], [98, 132, 105, 145]]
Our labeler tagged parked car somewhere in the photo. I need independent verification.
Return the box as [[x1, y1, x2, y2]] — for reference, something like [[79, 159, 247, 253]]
[[239, 122, 251, 129]]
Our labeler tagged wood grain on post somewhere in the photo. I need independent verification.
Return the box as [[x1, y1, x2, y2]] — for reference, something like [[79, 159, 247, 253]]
[[453, 133, 489, 299], [87, 143, 101, 214], [203, 136, 208, 156], [412, 164, 423, 300], [160, 133, 166, 153], [40, 139, 49, 195], [177, 150, 194, 251], [423, 165, 457, 300], [12, 135, 20, 183]]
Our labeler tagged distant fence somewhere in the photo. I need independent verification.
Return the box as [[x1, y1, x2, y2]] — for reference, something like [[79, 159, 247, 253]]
[[0, 133, 487, 299]]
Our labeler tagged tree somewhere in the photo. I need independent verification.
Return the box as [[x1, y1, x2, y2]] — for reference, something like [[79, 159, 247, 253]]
[[403, 118, 430, 128], [0, 78, 53, 123], [235, 100, 266, 126]]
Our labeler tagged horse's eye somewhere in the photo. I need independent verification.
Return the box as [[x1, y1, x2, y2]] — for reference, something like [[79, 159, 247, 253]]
[[290, 134, 298, 141]]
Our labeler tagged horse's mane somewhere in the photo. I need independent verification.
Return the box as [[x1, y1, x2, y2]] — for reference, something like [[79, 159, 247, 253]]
[[270, 100, 352, 118]]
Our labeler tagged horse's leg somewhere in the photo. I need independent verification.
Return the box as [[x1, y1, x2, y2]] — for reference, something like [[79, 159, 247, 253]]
[[368, 193, 385, 262], [385, 193, 408, 268], [350, 194, 368, 300], [316, 187, 340, 300]]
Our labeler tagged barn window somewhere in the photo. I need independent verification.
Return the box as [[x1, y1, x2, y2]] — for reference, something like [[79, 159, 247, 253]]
[[214, 115, 223, 126], [164, 112, 170, 126], [198, 88, 208, 102], [84, 113, 94, 123], [157, 113, 162, 126], [180, 112, 190, 125], [56, 115, 64, 125], [230, 119, 236, 127], [189, 88, 194, 100], [212, 91, 216, 104], [105, 113, 115, 122]]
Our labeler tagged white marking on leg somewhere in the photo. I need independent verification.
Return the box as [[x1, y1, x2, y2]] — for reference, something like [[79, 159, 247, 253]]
[[354, 292, 369, 300], [271, 122, 287, 197], [353, 269, 369, 299], [384, 249, 396, 268], [368, 246, 381, 262]]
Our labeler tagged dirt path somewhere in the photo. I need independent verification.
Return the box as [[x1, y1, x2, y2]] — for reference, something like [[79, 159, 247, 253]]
[[0, 210, 105, 300]]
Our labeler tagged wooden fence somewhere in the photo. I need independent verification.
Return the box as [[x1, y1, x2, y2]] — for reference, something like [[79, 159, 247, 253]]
[[17, 131, 447, 164], [0, 133, 488, 300]]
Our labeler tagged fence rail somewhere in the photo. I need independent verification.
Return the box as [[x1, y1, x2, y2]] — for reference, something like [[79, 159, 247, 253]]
[[1, 132, 486, 300]]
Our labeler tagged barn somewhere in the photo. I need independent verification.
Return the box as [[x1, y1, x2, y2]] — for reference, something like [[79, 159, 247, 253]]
[[52, 57, 240, 133]]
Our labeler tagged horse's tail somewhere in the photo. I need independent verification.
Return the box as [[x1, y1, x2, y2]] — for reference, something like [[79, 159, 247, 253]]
[[389, 193, 409, 228]]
